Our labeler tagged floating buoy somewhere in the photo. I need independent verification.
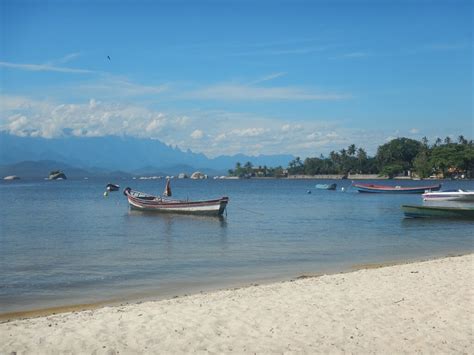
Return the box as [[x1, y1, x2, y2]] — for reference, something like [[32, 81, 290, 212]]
[[341, 187, 345, 192], [103, 191, 109, 197]]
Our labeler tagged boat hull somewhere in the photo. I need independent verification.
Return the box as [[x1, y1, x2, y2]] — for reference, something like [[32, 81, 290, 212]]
[[422, 191, 474, 202], [402, 205, 474, 219], [315, 183, 337, 190], [124, 188, 229, 216], [353, 183, 441, 194]]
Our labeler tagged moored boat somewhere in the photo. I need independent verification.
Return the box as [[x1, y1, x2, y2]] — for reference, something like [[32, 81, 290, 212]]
[[353, 182, 441, 194], [422, 189, 474, 202], [315, 183, 337, 190], [106, 183, 120, 192], [402, 204, 474, 219], [123, 187, 229, 216]]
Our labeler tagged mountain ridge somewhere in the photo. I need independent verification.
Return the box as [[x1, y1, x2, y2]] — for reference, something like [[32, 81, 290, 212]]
[[0, 132, 294, 175]]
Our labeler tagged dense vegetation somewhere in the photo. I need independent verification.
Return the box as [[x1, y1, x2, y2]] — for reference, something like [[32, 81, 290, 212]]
[[228, 136, 474, 179]]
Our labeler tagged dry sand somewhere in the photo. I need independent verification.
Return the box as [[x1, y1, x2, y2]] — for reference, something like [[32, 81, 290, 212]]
[[1, 254, 473, 354]]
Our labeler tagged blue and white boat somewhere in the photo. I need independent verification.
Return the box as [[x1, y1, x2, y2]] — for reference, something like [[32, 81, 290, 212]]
[[353, 182, 441, 194], [422, 189, 474, 202]]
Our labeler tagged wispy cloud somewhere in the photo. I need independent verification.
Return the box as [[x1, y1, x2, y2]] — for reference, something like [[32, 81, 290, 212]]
[[184, 83, 349, 101], [229, 46, 329, 57], [46, 52, 82, 65], [0, 61, 95, 74], [248, 72, 287, 85], [423, 42, 470, 51], [339, 51, 370, 58], [328, 50, 372, 60], [78, 76, 168, 98]]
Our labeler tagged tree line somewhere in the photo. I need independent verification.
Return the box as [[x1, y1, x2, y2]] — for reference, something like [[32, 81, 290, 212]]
[[228, 136, 474, 179]]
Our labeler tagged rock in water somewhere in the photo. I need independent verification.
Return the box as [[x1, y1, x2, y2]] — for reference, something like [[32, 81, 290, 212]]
[[48, 170, 67, 180]]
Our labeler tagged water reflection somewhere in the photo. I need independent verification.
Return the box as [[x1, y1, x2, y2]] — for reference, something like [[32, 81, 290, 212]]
[[127, 209, 228, 224]]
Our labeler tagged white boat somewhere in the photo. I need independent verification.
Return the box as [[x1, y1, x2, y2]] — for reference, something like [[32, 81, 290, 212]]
[[422, 189, 474, 202], [123, 187, 229, 216]]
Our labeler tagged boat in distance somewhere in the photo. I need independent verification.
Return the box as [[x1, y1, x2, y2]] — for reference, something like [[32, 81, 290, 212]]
[[106, 183, 120, 192], [353, 182, 441, 194], [402, 204, 474, 219], [422, 189, 474, 202], [123, 187, 229, 216], [315, 183, 337, 190]]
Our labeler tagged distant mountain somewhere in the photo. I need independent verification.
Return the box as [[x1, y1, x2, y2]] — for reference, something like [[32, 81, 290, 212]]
[[0, 133, 294, 173]]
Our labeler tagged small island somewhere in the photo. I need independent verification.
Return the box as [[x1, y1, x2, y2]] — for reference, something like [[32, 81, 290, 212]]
[[48, 170, 67, 180]]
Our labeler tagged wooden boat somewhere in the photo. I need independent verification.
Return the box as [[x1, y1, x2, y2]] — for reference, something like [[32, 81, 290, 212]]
[[422, 189, 474, 202], [402, 204, 474, 219], [106, 183, 120, 192], [123, 187, 229, 216], [353, 182, 441, 194], [315, 183, 337, 190]]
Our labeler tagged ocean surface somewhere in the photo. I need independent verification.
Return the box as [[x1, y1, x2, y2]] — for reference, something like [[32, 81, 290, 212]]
[[1, 178, 473, 314]]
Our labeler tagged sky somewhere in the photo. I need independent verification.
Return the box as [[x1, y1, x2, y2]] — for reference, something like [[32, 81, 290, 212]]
[[0, 0, 472, 158]]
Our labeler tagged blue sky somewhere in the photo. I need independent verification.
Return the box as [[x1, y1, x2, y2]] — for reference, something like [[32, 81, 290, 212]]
[[0, 0, 472, 157]]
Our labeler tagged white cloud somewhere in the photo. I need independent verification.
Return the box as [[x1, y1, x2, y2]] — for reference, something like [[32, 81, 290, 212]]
[[0, 95, 396, 158], [230, 128, 268, 137], [190, 129, 204, 139], [281, 124, 303, 133], [0, 95, 185, 139]]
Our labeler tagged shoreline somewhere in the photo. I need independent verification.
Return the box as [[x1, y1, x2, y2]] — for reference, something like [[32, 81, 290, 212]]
[[1, 253, 472, 353], [1, 251, 471, 323]]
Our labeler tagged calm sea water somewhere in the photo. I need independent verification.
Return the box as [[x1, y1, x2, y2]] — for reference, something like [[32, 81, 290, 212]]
[[1, 178, 473, 313]]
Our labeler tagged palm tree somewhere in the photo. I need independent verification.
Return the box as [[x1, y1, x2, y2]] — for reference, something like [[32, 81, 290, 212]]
[[458, 135, 468, 145], [347, 144, 356, 156], [329, 151, 339, 163], [421, 136, 429, 147], [356, 148, 367, 173], [444, 136, 452, 144], [295, 156, 303, 167]]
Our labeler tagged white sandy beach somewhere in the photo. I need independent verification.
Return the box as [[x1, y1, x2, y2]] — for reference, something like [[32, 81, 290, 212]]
[[1, 254, 473, 354]]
